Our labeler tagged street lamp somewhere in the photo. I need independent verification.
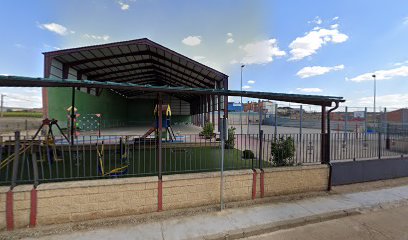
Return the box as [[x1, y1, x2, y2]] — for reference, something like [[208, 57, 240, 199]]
[[372, 74, 376, 114], [372, 74, 377, 130], [240, 64, 245, 134]]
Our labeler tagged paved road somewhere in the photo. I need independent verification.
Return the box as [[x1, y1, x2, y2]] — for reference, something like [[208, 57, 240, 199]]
[[248, 204, 408, 240]]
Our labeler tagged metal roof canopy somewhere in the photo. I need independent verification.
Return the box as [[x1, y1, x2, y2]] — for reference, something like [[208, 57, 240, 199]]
[[43, 38, 228, 101], [0, 75, 345, 106]]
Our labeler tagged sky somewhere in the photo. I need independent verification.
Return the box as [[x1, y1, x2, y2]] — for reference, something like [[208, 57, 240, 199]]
[[1, 0, 408, 111]]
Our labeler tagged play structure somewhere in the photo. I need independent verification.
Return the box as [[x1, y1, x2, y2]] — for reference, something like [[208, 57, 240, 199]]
[[76, 113, 102, 136], [141, 104, 177, 141], [0, 118, 68, 171]]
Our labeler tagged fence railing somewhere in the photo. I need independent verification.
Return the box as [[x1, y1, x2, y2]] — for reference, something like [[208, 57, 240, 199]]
[[1, 131, 407, 186]]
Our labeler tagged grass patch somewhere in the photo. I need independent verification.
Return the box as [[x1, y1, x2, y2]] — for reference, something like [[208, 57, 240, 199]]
[[1, 111, 42, 118], [1, 146, 265, 184]]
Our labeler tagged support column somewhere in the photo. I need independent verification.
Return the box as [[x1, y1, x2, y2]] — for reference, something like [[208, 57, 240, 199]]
[[207, 95, 211, 123], [321, 106, 326, 134], [217, 81, 221, 132], [202, 96, 205, 126], [321, 106, 327, 164], [212, 95, 215, 125], [223, 79, 228, 119], [157, 93, 163, 211], [199, 96, 202, 127], [62, 64, 76, 145], [70, 88, 76, 145], [42, 55, 51, 119]]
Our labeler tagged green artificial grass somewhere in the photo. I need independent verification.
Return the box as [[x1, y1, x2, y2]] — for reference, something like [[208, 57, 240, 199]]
[[1, 146, 265, 184]]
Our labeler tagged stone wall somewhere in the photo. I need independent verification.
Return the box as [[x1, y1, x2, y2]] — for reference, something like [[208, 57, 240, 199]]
[[1, 165, 328, 231], [263, 165, 329, 196]]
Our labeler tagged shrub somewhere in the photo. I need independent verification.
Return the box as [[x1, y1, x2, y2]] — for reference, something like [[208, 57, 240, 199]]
[[270, 136, 295, 167], [201, 122, 215, 139], [242, 149, 254, 159], [225, 126, 236, 149]]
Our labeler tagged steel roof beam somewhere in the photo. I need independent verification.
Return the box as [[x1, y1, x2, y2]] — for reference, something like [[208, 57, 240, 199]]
[[0, 75, 344, 106]]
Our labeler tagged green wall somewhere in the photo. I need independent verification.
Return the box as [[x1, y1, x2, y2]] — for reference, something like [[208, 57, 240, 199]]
[[48, 88, 128, 128], [48, 88, 191, 128], [127, 99, 155, 125]]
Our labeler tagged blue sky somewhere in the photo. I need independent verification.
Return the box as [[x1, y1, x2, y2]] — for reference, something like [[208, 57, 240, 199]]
[[1, 0, 408, 110]]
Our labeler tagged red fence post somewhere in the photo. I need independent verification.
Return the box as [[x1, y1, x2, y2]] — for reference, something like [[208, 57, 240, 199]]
[[260, 170, 265, 198], [158, 179, 163, 211], [29, 188, 38, 228], [6, 190, 14, 231]]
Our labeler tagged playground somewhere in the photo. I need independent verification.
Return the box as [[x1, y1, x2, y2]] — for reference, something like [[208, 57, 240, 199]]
[[5, 38, 392, 188], [3, 38, 408, 233]]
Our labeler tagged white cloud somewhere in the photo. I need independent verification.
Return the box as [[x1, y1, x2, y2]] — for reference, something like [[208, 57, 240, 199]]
[[288, 27, 349, 61], [309, 16, 322, 25], [296, 87, 323, 93], [393, 60, 408, 66], [240, 39, 286, 65], [0, 88, 42, 108], [403, 17, 408, 25], [0, 74, 9, 76], [297, 64, 344, 78], [192, 56, 222, 71], [43, 43, 60, 50], [242, 85, 252, 90], [83, 34, 110, 41], [349, 66, 408, 82], [357, 94, 408, 109], [182, 36, 202, 46], [230, 59, 238, 64], [118, 1, 130, 10], [226, 38, 234, 44], [193, 56, 206, 61], [330, 24, 339, 29], [38, 22, 73, 36], [14, 43, 25, 49], [247, 80, 255, 84], [333, 16, 339, 21], [226, 33, 234, 44]]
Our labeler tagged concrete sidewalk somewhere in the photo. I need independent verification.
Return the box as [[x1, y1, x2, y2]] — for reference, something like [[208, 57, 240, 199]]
[[24, 185, 408, 240]]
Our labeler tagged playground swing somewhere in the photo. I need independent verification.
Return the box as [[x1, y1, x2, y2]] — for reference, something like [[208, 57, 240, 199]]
[[97, 138, 129, 176], [35, 118, 67, 164], [0, 118, 67, 171]]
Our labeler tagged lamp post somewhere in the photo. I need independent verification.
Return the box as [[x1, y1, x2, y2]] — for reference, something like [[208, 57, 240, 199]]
[[372, 74, 376, 127], [240, 64, 245, 134], [372, 74, 376, 113]]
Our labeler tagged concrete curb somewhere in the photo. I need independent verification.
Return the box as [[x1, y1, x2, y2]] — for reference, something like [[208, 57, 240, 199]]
[[197, 210, 361, 240], [200, 199, 408, 240]]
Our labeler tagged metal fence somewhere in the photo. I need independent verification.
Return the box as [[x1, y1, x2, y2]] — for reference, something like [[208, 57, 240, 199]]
[[228, 104, 408, 135], [1, 129, 407, 186]]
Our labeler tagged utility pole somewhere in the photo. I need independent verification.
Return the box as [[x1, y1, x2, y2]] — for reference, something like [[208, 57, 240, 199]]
[[240, 65, 245, 134], [0, 94, 5, 117]]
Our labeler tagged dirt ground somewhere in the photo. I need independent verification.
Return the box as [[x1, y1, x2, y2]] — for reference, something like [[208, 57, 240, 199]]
[[0, 117, 42, 136]]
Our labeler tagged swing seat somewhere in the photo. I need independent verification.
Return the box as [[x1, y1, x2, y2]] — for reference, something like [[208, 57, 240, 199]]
[[97, 142, 129, 177], [98, 162, 128, 176]]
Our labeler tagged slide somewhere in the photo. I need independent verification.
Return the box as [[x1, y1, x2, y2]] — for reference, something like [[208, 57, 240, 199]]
[[168, 126, 176, 141], [141, 127, 155, 139]]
